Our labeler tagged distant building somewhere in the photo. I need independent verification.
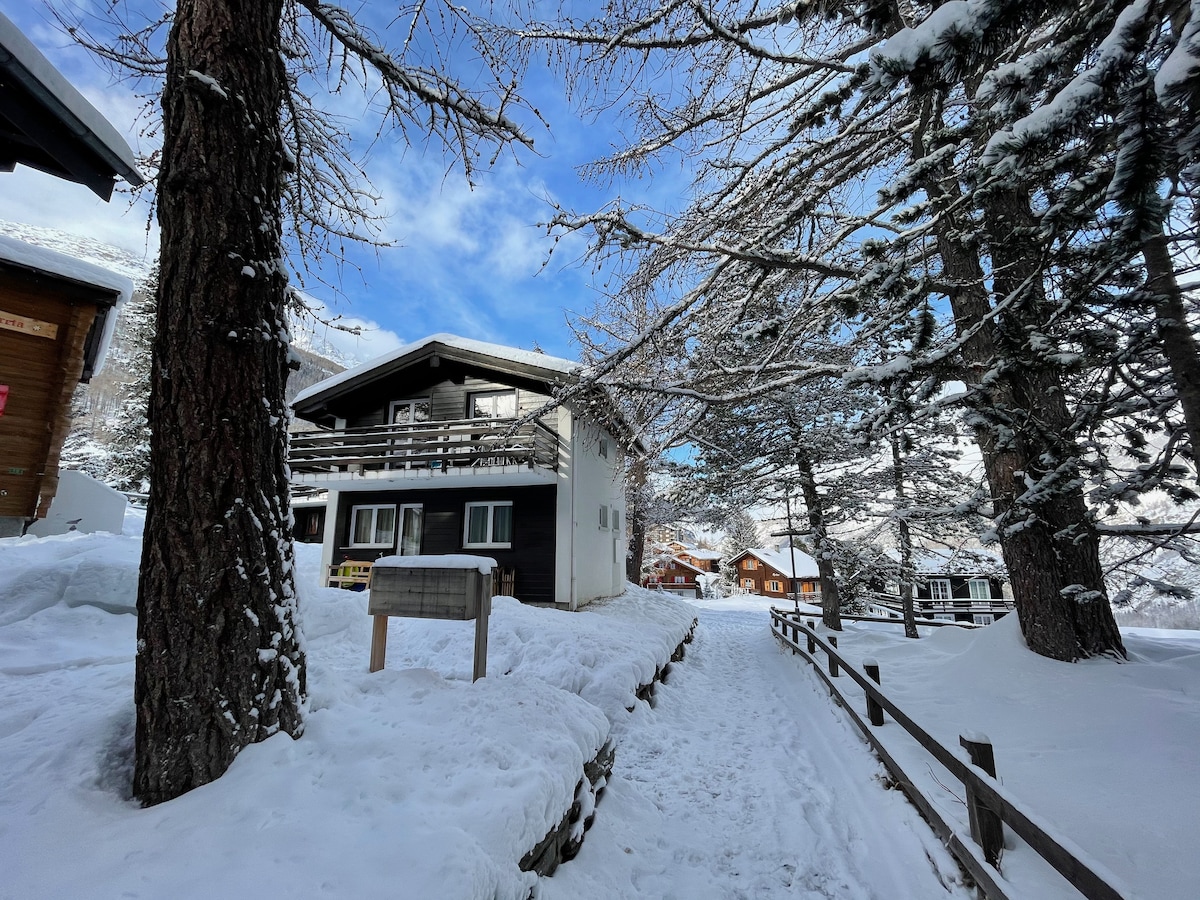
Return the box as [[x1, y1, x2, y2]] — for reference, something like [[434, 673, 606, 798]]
[[877, 548, 1012, 625], [726, 545, 821, 603]]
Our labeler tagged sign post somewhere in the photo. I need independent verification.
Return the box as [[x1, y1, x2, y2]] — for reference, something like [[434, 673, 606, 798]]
[[366, 555, 496, 681]]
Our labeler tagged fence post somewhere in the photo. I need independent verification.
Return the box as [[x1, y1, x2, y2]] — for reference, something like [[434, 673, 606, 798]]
[[863, 658, 884, 726], [827, 635, 839, 677], [806, 620, 816, 654], [959, 733, 1004, 867], [789, 619, 798, 653]]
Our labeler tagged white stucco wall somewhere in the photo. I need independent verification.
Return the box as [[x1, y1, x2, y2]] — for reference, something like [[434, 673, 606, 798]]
[[562, 416, 626, 608]]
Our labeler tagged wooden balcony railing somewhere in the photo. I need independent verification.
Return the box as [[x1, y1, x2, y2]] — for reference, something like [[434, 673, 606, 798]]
[[289, 418, 560, 477]]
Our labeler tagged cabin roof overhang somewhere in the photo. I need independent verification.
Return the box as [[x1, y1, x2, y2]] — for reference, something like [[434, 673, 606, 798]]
[[0, 12, 144, 200], [292, 334, 580, 420], [0, 234, 134, 378]]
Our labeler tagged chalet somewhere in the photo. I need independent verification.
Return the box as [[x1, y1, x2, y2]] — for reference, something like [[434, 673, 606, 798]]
[[0, 238, 133, 536], [727, 544, 822, 603], [642, 542, 722, 597], [877, 548, 1012, 625], [0, 13, 143, 537], [289, 334, 634, 609]]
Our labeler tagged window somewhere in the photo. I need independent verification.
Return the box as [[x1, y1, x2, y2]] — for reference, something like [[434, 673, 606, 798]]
[[612, 509, 621, 533], [398, 505, 423, 556], [743, 558, 757, 570], [599, 437, 609, 458], [934, 613, 955, 622], [349, 505, 396, 548], [973, 614, 995, 626], [599, 505, 609, 528], [742, 578, 754, 589], [464, 501, 513, 548], [673, 576, 686, 584], [968, 578, 992, 601], [767, 580, 783, 593], [929, 578, 952, 601], [469, 390, 517, 419], [304, 511, 321, 536]]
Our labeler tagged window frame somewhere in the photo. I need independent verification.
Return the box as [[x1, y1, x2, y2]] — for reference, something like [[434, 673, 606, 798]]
[[348, 504, 398, 549], [468, 390, 518, 419], [611, 508, 621, 533], [766, 579, 783, 593], [599, 504, 609, 529], [967, 578, 992, 601], [929, 578, 953, 601], [463, 501, 514, 549], [973, 613, 995, 626]]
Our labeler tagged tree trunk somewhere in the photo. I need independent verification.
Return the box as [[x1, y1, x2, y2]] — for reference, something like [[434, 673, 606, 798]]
[[134, 0, 306, 805], [1143, 227, 1200, 471], [890, 434, 919, 639], [795, 449, 842, 630], [980, 191, 1125, 660]]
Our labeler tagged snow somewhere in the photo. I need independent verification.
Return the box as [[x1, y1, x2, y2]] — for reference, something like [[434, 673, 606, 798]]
[[0, 234, 135, 375], [375, 553, 497, 574], [0, 11, 141, 178], [293, 333, 581, 407], [2, 521, 1197, 898]]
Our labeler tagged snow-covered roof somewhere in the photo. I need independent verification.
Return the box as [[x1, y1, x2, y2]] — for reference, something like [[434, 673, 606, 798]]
[[680, 547, 722, 561], [736, 545, 821, 579], [0, 234, 133, 375], [904, 547, 1006, 577], [0, 12, 144, 197], [293, 333, 581, 408]]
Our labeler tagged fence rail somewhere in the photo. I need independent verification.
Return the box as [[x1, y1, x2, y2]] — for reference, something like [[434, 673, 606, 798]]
[[769, 608, 1134, 900]]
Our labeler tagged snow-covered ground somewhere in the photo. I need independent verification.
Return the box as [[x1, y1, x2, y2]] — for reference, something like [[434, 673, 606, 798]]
[[2, 518, 1197, 899]]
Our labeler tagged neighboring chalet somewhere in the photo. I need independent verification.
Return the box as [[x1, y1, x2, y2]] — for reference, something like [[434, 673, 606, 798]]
[[727, 545, 822, 603], [642, 543, 721, 597], [877, 548, 1012, 625], [0, 13, 143, 537], [289, 334, 633, 609]]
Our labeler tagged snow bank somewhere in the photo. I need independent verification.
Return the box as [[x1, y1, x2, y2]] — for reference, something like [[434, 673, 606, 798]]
[[0, 533, 694, 899]]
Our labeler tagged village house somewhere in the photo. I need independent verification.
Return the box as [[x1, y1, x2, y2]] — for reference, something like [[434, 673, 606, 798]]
[[876, 548, 1013, 625], [726, 544, 822, 603], [289, 334, 635, 609], [0, 12, 143, 537]]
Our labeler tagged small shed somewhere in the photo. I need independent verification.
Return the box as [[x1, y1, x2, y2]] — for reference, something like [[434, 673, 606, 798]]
[[0, 237, 132, 534]]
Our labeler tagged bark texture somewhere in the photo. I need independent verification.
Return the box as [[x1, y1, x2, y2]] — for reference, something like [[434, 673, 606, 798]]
[[134, 0, 306, 805], [795, 449, 842, 631]]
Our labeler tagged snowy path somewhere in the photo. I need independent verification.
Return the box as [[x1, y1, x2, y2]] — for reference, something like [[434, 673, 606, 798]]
[[539, 608, 970, 900]]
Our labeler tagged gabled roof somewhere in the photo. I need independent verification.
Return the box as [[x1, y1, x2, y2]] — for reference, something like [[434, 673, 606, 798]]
[[649, 554, 707, 576], [0, 13, 144, 199], [911, 548, 1006, 578], [293, 333, 580, 413], [729, 544, 821, 579]]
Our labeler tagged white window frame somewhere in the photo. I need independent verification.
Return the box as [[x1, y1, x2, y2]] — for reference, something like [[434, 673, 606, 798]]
[[929, 578, 952, 601], [968, 578, 992, 601], [463, 501, 513, 549], [743, 558, 757, 570], [742, 577, 755, 590], [612, 508, 621, 533], [468, 390, 517, 419], [599, 505, 609, 529], [973, 614, 995, 626], [934, 613, 956, 622], [348, 504, 397, 549], [767, 580, 783, 593]]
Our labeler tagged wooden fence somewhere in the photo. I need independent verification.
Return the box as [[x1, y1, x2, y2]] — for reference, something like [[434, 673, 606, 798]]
[[769, 609, 1136, 900]]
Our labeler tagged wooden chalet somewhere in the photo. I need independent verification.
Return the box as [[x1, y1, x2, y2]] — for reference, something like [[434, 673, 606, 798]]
[[0, 239, 133, 535], [290, 334, 636, 609], [0, 13, 143, 537], [727, 545, 822, 603]]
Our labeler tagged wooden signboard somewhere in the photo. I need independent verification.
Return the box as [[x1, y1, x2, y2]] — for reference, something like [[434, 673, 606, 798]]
[[0, 308, 59, 340], [367, 560, 493, 681]]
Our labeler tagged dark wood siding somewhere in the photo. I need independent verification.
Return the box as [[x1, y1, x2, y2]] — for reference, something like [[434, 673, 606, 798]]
[[332, 484, 558, 605]]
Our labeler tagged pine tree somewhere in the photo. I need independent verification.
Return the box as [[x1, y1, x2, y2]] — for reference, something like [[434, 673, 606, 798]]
[[104, 271, 157, 494]]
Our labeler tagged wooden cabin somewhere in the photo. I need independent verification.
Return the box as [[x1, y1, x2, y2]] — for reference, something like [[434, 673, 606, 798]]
[[0, 239, 132, 535], [726, 545, 822, 603]]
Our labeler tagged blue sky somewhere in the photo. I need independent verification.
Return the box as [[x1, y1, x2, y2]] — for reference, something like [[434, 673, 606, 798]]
[[0, 3, 687, 365]]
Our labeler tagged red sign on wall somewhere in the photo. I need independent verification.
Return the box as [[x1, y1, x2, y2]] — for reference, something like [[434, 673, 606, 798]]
[[0, 384, 8, 418]]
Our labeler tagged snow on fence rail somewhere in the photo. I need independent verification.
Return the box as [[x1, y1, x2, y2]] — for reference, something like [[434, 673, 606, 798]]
[[769, 609, 1135, 900]]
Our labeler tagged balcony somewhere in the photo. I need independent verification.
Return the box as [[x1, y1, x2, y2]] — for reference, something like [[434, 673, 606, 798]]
[[289, 418, 560, 486]]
